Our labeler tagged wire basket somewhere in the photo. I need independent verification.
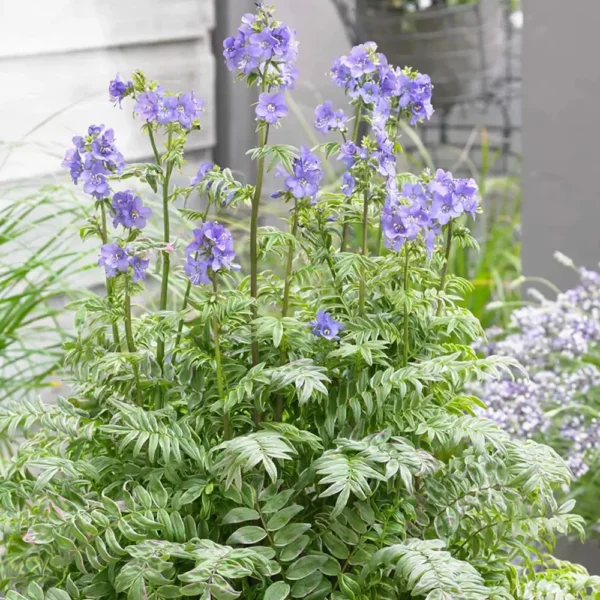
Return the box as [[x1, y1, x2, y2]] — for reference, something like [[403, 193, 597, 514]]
[[357, 0, 505, 106]]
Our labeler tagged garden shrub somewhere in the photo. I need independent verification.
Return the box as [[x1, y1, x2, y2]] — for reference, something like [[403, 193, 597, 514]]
[[0, 3, 598, 599]]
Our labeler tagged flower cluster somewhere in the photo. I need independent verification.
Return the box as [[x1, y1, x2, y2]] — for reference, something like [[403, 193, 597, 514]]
[[98, 243, 149, 282], [108, 74, 133, 107], [61, 125, 125, 199], [133, 88, 204, 130], [330, 42, 433, 128], [314, 101, 348, 136], [475, 264, 600, 479], [381, 169, 479, 254], [276, 146, 324, 202], [223, 3, 298, 125], [316, 43, 435, 216], [185, 221, 239, 286], [112, 190, 152, 230]]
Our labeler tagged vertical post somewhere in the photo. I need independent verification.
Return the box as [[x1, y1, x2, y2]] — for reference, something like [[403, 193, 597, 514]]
[[213, 0, 256, 176], [522, 0, 600, 290]]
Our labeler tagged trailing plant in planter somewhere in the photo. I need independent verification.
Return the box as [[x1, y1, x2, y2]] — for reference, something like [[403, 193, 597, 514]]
[[355, 0, 506, 105], [0, 3, 598, 599], [380, 0, 477, 13]]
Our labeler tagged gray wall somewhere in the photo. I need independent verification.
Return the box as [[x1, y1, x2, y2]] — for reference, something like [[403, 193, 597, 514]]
[[522, 0, 600, 289], [0, 0, 215, 185]]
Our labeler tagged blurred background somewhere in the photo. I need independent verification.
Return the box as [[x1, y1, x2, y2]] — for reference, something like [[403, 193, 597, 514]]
[[3, 0, 600, 571]]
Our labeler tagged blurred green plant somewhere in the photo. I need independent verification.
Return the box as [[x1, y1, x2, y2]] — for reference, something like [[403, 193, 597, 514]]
[[0, 185, 92, 405], [449, 130, 521, 329]]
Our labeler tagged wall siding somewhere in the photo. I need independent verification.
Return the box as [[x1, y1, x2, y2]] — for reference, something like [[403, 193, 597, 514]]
[[0, 0, 215, 183]]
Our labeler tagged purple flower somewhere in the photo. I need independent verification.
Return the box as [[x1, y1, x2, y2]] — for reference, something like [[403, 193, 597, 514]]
[[283, 146, 323, 201], [379, 66, 398, 98], [256, 92, 288, 125], [177, 92, 204, 129], [235, 46, 260, 75], [88, 124, 104, 137], [82, 163, 110, 199], [223, 36, 243, 71], [98, 243, 129, 278], [428, 169, 455, 197], [372, 130, 396, 177], [314, 101, 335, 134], [341, 172, 355, 197], [61, 148, 83, 184], [237, 13, 256, 40], [278, 62, 299, 90], [454, 178, 479, 215], [186, 221, 238, 273], [223, 8, 296, 82], [397, 71, 434, 125], [430, 193, 463, 226], [381, 212, 421, 252], [184, 256, 211, 286], [191, 161, 215, 187], [330, 58, 353, 89], [400, 182, 427, 208], [249, 27, 278, 61], [337, 141, 361, 168], [358, 81, 380, 104], [427, 169, 465, 225], [342, 43, 378, 79], [410, 101, 434, 126], [372, 97, 392, 129], [311, 310, 343, 341], [108, 74, 132, 107], [91, 128, 121, 164], [314, 101, 348, 135], [112, 191, 152, 229], [129, 255, 150, 282], [63, 124, 126, 196], [134, 90, 162, 122], [157, 95, 179, 125], [330, 110, 348, 132], [272, 25, 295, 58]]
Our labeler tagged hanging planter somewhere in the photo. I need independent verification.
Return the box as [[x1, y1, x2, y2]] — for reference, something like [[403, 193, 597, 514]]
[[357, 0, 506, 107]]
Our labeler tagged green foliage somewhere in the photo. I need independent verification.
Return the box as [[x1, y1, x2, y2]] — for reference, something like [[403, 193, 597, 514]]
[[0, 185, 90, 406]]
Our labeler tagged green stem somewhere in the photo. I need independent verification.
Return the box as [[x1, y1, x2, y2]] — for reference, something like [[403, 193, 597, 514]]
[[340, 103, 363, 253], [156, 130, 173, 381], [174, 249, 200, 355], [250, 123, 269, 372], [281, 198, 299, 322], [276, 199, 299, 421], [351, 102, 363, 145], [100, 201, 122, 349], [403, 248, 410, 368], [124, 275, 143, 407], [376, 219, 383, 257], [437, 222, 454, 315], [358, 191, 369, 317], [148, 128, 161, 165], [213, 276, 229, 439]]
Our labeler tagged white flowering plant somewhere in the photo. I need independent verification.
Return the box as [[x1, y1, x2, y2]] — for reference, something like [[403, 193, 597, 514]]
[[0, 3, 598, 599], [476, 254, 600, 535]]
